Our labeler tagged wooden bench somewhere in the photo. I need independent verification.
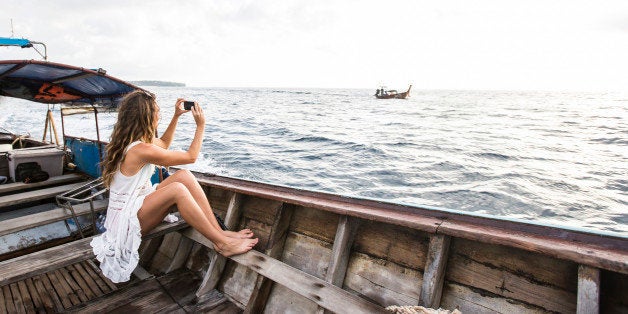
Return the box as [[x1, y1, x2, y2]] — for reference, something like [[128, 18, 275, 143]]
[[0, 174, 84, 196], [0, 199, 108, 237], [0, 181, 86, 208], [0, 218, 188, 287]]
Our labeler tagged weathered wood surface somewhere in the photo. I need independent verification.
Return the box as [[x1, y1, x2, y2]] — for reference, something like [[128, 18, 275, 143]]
[[0, 182, 86, 208], [577, 265, 600, 314], [0, 199, 108, 236], [440, 282, 545, 314], [445, 238, 577, 313], [317, 215, 360, 314], [438, 220, 628, 275], [182, 228, 386, 313], [196, 192, 245, 297], [344, 252, 422, 307], [189, 171, 628, 275], [245, 203, 294, 313], [0, 218, 187, 287], [0, 174, 83, 195], [1, 259, 118, 313], [419, 234, 450, 308]]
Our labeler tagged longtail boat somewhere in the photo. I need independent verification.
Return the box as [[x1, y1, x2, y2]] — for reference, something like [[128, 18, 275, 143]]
[[375, 85, 412, 99], [0, 57, 626, 313]]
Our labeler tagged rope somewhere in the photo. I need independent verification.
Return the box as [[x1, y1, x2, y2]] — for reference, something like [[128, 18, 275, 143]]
[[385, 305, 462, 314]]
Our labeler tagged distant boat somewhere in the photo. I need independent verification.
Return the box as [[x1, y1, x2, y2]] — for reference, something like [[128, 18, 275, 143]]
[[375, 85, 412, 99]]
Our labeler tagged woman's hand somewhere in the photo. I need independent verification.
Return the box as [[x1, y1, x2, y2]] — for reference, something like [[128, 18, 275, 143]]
[[174, 98, 186, 117], [191, 102, 205, 127]]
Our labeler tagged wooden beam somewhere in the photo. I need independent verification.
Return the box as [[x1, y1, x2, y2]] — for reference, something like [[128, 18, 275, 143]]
[[181, 229, 386, 314], [0, 182, 85, 208], [195, 192, 245, 297], [0, 199, 108, 237], [245, 203, 295, 313], [317, 216, 360, 314], [419, 234, 451, 308], [185, 170, 628, 275], [164, 236, 194, 273], [0, 218, 187, 286], [577, 265, 600, 314], [0, 174, 83, 195]]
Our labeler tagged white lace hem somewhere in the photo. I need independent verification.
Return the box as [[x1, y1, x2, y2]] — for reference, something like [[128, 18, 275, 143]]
[[91, 195, 145, 283]]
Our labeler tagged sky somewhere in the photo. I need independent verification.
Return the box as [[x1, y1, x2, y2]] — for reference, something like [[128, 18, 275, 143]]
[[1, 0, 628, 91]]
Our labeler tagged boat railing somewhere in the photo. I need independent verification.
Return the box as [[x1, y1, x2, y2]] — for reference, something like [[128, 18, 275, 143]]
[[56, 178, 108, 238]]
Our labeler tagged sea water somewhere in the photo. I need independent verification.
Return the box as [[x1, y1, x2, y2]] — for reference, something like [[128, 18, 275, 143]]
[[1, 88, 626, 235]]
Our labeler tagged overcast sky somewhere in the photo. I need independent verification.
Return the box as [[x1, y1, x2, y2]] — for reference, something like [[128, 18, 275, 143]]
[[2, 0, 628, 91]]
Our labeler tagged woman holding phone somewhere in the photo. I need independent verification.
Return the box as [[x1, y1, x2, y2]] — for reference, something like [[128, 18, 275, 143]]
[[91, 90, 257, 283]]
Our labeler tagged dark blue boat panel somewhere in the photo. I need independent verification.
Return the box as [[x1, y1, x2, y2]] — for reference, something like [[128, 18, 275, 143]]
[[64, 137, 162, 184], [65, 138, 103, 178], [10, 64, 82, 80]]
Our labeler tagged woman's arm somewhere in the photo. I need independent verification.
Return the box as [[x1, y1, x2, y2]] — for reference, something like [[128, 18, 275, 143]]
[[153, 99, 185, 149], [137, 102, 206, 166]]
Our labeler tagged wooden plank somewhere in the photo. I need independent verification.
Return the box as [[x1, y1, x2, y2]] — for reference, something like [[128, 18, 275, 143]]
[[79, 260, 111, 294], [69, 263, 102, 298], [182, 229, 386, 314], [0, 237, 93, 287], [577, 265, 600, 314], [0, 218, 188, 287], [0, 174, 83, 195], [438, 220, 628, 275], [156, 269, 203, 308], [38, 273, 65, 311], [68, 278, 176, 313], [196, 192, 244, 297], [326, 216, 360, 287], [0, 284, 5, 314], [52, 269, 82, 305], [165, 236, 194, 273], [344, 252, 422, 307], [2, 286, 16, 314], [419, 234, 451, 308], [445, 241, 576, 313], [86, 260, 117, 292], [440, 281, 548, 313], [0, 199, 108, 237], [16, 281, 35, 313], [139, 237, 163, 268], [9, 283, 24, 314], [32, 276, 56, 313], [317, 216, 360, 314], [24, 278, 42, 313], [190, 172, 628, 274], [0, 182, 85, 208], [245, 203, 295, 313]]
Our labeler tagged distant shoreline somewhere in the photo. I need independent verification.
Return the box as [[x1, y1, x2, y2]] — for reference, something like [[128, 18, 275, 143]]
[[130, 80, 186, 87]]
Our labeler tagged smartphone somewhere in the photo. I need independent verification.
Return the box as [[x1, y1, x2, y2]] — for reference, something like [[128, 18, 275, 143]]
[[183, 101, 195, 110]]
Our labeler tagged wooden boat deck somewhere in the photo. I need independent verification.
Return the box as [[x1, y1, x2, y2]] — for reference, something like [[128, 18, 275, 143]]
[[0, 261, 240, 313]]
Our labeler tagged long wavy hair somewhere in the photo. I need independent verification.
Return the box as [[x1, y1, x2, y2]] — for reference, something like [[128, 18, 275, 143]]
[[101, 90, 158, 188]]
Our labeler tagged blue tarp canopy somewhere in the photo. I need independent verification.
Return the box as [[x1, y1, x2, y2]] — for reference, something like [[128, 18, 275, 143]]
[[0, 37, 31, 47], [0, 60, 143, 106]]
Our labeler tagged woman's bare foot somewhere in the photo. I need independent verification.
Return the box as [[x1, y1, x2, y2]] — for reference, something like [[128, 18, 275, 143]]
[[224, 228, 254, 239], [216, 238, 258, 257]]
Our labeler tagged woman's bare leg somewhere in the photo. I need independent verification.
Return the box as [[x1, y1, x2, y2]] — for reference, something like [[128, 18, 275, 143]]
[[138, 182, 258, 257], [156, 169, 253, 238]]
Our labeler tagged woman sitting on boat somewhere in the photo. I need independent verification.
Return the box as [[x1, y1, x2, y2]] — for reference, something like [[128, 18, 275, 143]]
[[91, 90, 258, 283]]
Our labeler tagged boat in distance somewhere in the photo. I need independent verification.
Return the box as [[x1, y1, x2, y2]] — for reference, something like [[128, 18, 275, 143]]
[[0, 56, 626, 312], [375, 85, 412, 99]]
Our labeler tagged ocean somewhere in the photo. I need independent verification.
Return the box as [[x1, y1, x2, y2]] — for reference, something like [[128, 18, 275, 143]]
[[1, 87, 626, 235]]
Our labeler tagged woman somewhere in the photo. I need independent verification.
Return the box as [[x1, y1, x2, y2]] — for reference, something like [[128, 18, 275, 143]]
[[91, 90, 258, 283]]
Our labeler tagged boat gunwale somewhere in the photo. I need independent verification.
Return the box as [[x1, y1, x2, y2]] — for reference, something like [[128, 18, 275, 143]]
[[182, 168, 628, 274]]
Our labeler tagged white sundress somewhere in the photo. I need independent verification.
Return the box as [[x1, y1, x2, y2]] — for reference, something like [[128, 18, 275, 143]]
[[90, 141, 156, 283]]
